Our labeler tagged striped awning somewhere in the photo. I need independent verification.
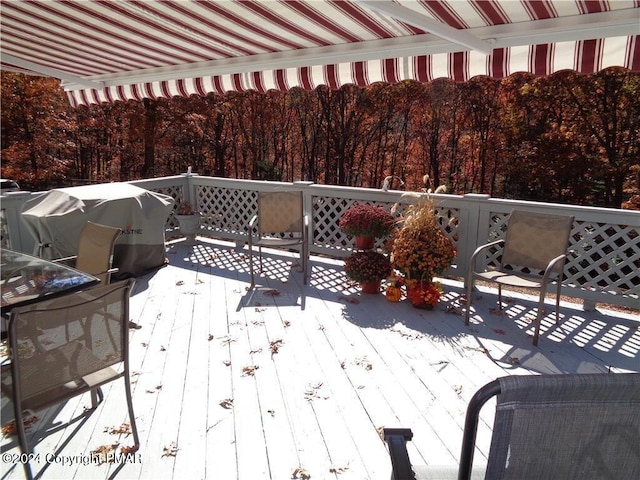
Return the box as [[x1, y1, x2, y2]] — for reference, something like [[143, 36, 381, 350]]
[[1, 0, 638, 107]]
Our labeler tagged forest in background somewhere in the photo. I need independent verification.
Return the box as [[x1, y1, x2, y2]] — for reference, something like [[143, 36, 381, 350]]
[[1, 68, 638, 209]]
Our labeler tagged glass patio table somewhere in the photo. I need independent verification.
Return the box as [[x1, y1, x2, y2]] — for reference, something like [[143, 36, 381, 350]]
[[1, 248, 100, 316]]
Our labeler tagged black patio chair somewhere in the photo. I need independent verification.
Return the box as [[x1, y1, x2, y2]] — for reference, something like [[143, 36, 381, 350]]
[[383, 373, 640, 480]]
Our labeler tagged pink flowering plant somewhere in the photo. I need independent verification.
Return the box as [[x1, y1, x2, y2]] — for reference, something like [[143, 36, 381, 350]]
[[339, 203, 395, 238], [344, 250, 392, 283]]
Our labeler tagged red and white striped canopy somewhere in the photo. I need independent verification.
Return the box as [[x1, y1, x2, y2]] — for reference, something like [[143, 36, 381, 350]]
[[1, 0, 638, 107]]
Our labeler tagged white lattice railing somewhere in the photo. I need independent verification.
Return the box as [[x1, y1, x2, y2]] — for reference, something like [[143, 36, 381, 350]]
[[2, 174, 638, 309]]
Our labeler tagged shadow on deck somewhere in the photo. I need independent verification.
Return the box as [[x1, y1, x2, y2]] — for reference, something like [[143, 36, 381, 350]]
[[1, 237, 637, 479]]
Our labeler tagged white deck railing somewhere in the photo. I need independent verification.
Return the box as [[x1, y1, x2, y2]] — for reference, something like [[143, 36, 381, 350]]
[[2, 173, 639, 309]]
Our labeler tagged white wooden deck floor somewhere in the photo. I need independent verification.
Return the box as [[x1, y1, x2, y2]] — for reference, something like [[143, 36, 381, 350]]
[[2, 237, 638, 480]]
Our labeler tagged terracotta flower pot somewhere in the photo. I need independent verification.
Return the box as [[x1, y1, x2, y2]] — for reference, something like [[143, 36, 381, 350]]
[[360, 279, 381, 294], [354, 236, 375, 250]]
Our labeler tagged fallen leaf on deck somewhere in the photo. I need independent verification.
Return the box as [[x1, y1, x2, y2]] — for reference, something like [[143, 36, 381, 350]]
[[208, 334, 214, 341], [454, 385, 463, 397], [128, 321, 142, 329], [196, 278, 204, 284], [270, 339, 284, 354], [489, 308, 504, 316], [508, 357, 520, 365], [223, 360, 231, 367], [242, 365, 259, 376], [162, 442, 179, 457], [292, 467, 311, 479], [267, 409, 275, 417], [493, 329, 507, 335], [465, 346, 490, 354], [263, 289, 281, 296], [91, 443, 119, 464], [219, 398, 234, 409], [175, 280, 184, 286], [250, 347, 263, 354], [2, 415, 38, 435], [141, 342, 148, 347], [338, 295, 360, 304], [354, 356, 373, 371], [120, 445, 138, 455], [445, 305, 462, 315], [255, 307, 266, 312], [330, 465, 350, 474], [304, 382, 326, 400], [284, 320, 291, 328], [105, 423, 132, 436], [160, 345, 166, 351], [220, 336, 236, 346]]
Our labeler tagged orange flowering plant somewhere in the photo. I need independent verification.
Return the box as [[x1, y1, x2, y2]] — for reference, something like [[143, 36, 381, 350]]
[[388, 193, 456, 282], [406, 280, 443, 307]]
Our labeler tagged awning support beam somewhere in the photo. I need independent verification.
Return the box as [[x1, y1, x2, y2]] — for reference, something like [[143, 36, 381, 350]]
[[1, 53, 104, 89], [356, 0, 494, 55]]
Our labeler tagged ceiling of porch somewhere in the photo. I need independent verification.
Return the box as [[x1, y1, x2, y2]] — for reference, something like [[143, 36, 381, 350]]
[[1, 0, 638, 106]]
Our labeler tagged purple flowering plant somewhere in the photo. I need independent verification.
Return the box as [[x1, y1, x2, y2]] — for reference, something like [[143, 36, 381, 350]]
[[339, 203, 395, 238], [344, 250, 392, 283]]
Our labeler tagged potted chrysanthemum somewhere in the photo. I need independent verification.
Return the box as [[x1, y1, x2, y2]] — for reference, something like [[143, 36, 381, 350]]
[[389, 194, 456, 308], [339, 203, 395, 250], [344, 250, 392, 294]]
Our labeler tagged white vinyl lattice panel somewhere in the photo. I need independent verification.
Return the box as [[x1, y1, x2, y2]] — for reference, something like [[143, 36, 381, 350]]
[[311, 195, 460, 258], [197, 185, 257, 238]]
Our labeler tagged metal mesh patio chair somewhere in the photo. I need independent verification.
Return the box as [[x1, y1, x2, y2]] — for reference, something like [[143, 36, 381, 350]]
[[247, 191, 309, 287], [465, 210, 575, 345], [0, 279, 139, 480], [383, 373, 640, 480], [55, 221, 122, 284]]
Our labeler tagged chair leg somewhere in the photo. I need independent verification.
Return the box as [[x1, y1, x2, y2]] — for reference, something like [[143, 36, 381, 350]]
[[532, 292, 547, 346], [13, 403, 34, 480], [498, 284, 503, 310], [123, 375, 140, 451], [465, 277, 474, 325], [248, 244, 255, 288], [555, 280, 562, 325]]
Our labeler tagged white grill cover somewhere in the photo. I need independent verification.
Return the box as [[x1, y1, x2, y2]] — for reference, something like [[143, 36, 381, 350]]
[[21, 183, 174, 278]]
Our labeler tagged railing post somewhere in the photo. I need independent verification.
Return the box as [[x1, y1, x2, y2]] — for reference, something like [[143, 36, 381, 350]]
[[294, 181, 315, 251], [460, 194, 491, 285]]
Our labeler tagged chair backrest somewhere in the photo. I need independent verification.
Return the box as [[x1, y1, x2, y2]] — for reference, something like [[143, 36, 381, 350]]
[[481, 373, 640, 480], [5, 279, 134, 412], [257, 191, 304, 235], [75, 221, 121, 283], [501, 210, 574, 273]]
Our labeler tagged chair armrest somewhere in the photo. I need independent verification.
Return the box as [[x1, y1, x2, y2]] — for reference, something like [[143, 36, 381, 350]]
[[383, 428, 416, 480], [542, 253, 568, 283], [248, 215, 258, 247], [468, 239, 504, 276]]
